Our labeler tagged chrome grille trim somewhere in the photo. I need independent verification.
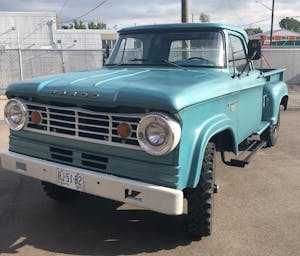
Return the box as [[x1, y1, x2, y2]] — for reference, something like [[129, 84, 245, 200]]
[[24, 101, 143, 150]]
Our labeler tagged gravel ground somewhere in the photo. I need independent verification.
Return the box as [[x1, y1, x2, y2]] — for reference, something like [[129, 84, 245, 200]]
[[288, 84, 300, 109], [0, 99, 6, 120], [0, 110, 299, 256]]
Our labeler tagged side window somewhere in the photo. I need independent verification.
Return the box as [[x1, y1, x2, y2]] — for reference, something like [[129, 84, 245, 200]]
[[228, 35, 248, 73]]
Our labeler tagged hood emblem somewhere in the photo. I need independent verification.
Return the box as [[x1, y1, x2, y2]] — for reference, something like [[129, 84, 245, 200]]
[[50, 90, 100, 98]]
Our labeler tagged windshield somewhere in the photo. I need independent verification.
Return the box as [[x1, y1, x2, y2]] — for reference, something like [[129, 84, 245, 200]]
[[107, 31, 225, 68]]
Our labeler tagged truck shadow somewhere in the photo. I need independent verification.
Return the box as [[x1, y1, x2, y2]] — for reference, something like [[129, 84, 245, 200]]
[[0, 193, 193, 255]]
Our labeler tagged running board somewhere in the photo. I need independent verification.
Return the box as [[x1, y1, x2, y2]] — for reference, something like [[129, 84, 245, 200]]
[[221, 140, 267, 167]]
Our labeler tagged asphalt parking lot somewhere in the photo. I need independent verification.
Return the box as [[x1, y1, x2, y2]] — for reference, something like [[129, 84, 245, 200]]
[[0, 111, 299, 256]]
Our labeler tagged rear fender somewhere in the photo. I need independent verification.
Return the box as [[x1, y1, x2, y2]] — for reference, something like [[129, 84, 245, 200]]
[[263, 81, 288, 124]]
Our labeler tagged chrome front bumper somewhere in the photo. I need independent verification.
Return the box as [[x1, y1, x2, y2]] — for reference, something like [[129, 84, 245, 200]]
[[0, 150, 183, 215]]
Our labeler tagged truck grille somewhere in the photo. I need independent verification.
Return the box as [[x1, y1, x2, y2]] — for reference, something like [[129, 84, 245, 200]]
[[24, 101, 143, 150], [50, 146, 108, 171]]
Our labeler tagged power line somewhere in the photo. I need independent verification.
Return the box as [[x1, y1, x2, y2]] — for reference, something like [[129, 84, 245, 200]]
[[59, 0, 110, 24], [22, 20, 49, 41], [58, 0, 70, 15], [226, 0, 244, 25], [242, 17, 270, 27]]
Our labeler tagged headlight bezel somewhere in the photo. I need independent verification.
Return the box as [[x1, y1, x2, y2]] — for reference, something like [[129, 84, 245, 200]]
[[137, 112, 181, 156], [4, 98, 28, 131]]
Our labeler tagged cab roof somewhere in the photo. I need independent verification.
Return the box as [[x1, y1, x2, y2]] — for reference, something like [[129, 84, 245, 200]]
[[118, 23, 248, 41]]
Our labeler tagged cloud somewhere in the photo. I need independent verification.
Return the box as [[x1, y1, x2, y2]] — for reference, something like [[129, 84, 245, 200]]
[[1, 0, 300, 31]]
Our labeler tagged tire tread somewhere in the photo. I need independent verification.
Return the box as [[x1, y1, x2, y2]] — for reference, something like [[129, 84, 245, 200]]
[[186, 142, 216, 238]]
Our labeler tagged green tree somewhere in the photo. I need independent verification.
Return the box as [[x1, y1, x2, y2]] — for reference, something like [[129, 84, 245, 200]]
[[245, 27, 263, 35], [96, 22, 107, 29], [279, 17, 300, 32], [88, 21, 107, 29], [73, 20, 86, 29], [199, 12, 210, 23], [88, 21, 97, 29]]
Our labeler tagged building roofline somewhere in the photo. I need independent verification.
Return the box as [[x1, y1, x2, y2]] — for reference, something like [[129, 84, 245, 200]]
[[0, 11, 57, 17], [257, 28, 300, 36]]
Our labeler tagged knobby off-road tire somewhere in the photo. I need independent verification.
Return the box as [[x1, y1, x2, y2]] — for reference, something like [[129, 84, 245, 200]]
[[41, 181, 80, 202], [186, 142, 216, 238], [262, 110, 280, 147]]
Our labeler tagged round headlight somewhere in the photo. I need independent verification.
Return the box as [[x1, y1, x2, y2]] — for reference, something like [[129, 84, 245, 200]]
[[145, 123, 166, 146], [137, 113, 181, 156], [4, 98, 27, 131]]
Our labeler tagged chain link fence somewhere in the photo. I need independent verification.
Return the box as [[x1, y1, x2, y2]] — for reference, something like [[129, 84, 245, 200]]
[[0, 49, 104, 95], [1, 47, 300, 95], [0, 50, 20, 94]]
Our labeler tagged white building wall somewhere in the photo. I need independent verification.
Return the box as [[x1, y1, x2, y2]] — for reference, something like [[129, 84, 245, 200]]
[[0, 12, 117, 50], [54, 30, 103, 49], [0, 12, 57, 49]]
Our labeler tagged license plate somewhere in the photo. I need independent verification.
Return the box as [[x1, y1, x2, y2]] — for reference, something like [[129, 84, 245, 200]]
[[56, 168, 84, 191]]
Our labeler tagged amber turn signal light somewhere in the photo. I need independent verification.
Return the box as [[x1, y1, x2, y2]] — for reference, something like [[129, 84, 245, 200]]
[[117, 123, 131, 138], [31, 111, 42, 125]]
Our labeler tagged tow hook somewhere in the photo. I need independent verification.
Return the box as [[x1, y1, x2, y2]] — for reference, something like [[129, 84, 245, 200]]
[[213, 184, 219, 194]]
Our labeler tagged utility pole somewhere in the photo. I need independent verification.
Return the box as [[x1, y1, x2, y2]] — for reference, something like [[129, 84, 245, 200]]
[[270, 0, 275, 47], [12, 27, 24, 80], [256, 1, 275, 47], [181, 0, 189, 59], [181, 0, 189, 23]]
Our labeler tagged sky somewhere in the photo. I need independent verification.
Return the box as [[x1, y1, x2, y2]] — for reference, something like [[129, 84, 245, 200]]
[[1, 0, 300, 31]]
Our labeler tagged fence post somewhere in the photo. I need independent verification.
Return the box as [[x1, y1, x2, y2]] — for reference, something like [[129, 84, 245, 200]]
[[59, 47, 66, 73], [17, 31, 24, 80]]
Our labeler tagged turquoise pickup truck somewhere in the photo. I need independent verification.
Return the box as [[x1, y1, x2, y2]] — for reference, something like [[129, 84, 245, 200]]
[[0, 23, 288, 238]]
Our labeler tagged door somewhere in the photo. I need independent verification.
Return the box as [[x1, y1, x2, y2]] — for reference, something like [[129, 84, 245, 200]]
[[228, 34, 265, 143]]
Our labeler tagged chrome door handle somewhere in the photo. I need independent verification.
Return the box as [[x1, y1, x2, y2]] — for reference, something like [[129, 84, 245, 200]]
[[228, 101, 239, 111]]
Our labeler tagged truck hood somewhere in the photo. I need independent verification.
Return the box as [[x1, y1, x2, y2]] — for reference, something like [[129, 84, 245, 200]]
[[6, 67, 231, 113]]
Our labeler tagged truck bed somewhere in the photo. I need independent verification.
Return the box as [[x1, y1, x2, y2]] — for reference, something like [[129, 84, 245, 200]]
[[258, 68, 286, 83]]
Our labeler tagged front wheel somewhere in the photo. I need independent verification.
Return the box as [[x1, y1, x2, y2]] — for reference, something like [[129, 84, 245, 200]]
[[185, 142, 216, 238], [262, 110, 280, 147]]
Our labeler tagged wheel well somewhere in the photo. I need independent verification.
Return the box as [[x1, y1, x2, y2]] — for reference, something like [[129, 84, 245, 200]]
[[210, 129, 235, 153], [280, 95, 288, 110]]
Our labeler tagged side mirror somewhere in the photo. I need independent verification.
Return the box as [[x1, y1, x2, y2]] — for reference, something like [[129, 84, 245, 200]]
[[248, 39, 262, 60]]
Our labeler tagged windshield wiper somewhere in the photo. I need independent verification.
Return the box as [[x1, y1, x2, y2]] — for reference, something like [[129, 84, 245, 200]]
[[129, 58, 150, 62], [154, 60, 187, 70], [106, 58, 149, 66], [130, 58, 187, 70], [106, 63, 124, 66], [107, 59, 187, 70]]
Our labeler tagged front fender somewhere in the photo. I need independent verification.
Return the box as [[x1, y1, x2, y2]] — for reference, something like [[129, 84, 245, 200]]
[[186, 114, 237, 188]]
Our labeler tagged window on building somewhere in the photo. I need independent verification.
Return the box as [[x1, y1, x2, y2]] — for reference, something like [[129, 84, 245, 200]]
[[102, 40, 116, 49]]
